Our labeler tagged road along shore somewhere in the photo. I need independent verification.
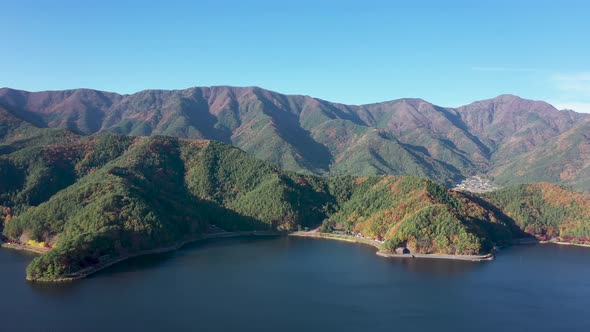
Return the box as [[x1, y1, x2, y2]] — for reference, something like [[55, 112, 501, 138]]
[[290, 231, 494, 261]]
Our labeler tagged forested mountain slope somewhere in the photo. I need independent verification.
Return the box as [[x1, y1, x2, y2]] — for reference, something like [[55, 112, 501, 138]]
[[482, 183, 590, 242], [1, 87, 587, 189]]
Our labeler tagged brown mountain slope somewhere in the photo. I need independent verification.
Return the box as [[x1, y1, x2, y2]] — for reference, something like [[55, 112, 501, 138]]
[[492, 118, 590, 191], [457, 94, 585, 161], [1, 87, 588, 189]]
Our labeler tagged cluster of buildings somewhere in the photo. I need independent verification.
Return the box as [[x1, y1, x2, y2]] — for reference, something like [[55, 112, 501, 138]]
[[453, 175, 498, 193], [333, 230, 385, 244]]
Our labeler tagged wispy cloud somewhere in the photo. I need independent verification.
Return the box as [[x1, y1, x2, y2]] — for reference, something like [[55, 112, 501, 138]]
[[551, 72, 590, 93], [549, 72, 590, 113], [471, 66, 542, 73], [470, 67, 590, 113]]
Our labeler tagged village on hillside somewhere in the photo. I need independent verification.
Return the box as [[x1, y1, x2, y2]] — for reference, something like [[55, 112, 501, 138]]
[[453, 175, 498, 193]]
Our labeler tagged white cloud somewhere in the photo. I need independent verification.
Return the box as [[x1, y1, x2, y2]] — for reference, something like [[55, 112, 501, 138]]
[[550, 72, 590, 113], [468, 67, 590, 113], [552, 101, 590, 114], [471, 66, 541, 73]]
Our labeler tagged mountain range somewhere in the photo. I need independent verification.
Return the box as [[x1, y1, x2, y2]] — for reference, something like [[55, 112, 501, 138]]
[[1, 86, 589, 191], [2, 85, 590, 281]]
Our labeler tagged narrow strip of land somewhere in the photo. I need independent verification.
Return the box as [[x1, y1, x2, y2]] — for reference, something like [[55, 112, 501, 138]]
[[375, 251, 493, 261], [290, 231, 494, 261], [512, 237, 590, 248], [0, 242, 50, 254], [540, 240, 590, 248], [290, 231, 383, 249]]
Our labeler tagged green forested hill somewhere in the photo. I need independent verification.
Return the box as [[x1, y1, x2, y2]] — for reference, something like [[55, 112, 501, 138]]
[[1, 126, 590, 281], [323, 176, 523, 255], [482, 183, 590, 242], [1, 133, 336, 280]]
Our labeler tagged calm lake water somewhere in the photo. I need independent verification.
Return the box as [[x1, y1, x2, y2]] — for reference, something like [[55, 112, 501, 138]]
[[1, 236, 589, 332]]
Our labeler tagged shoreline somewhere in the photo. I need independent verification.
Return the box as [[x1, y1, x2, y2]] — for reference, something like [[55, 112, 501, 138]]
[[0, 242, 50, 254], [20, 231, 281, 282], [375, 251, 494, 261], [290, 231, 494, 261], [512, 237, 590, 248], [290, 231, 383, 249], [5, 231, 590, 282], [539, 240, 590, 248]]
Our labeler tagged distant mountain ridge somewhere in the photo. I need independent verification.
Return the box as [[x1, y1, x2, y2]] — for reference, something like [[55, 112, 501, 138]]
[[1, 86, 588, 190]]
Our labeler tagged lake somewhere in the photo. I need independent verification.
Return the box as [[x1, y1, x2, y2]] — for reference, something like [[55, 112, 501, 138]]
[[1, 236, 589, 332]]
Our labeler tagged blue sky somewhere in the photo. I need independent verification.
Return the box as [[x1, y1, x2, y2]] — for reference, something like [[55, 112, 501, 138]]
[[1, 0, 589, 112]]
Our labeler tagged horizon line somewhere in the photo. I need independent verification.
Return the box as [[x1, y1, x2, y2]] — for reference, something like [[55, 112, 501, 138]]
[[0, 85, 576, 112]]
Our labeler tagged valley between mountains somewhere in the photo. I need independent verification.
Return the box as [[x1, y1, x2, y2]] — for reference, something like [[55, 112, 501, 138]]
[[1, 86, 589, 281]]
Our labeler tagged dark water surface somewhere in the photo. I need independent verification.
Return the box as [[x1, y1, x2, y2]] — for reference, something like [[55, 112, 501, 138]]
[[1, 237, 589, 332]]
